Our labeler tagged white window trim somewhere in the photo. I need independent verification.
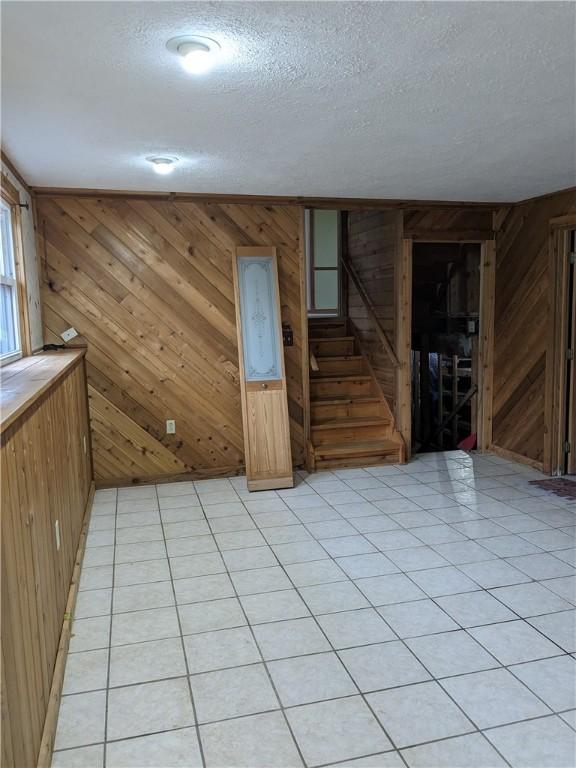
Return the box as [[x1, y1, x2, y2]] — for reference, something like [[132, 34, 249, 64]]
[[0, 200, 23, 366]]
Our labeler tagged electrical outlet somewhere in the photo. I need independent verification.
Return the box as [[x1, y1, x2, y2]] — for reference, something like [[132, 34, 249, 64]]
[[61, 327, 78, 342], [55, 520, 61, 551], [166, 419, 176, 434]]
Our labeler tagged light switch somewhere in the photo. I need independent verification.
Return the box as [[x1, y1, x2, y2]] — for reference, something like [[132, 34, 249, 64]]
[[61, 327, 79, 342]]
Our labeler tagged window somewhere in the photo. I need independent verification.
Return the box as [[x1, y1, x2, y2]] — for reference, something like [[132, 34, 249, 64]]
[[0, 200, 22, 364], [308, 209, 341, 315]]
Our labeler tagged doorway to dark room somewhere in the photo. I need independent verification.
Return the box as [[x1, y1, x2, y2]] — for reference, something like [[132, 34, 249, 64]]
[[411, 242, 482, 453]]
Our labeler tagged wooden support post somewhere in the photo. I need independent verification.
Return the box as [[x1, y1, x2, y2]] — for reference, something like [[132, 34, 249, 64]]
[[396, 239, 413, 455], [478, 239, 495, 451]]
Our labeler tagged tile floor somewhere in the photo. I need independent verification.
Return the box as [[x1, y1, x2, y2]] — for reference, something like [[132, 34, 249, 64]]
[[52, 451, 576, 768]]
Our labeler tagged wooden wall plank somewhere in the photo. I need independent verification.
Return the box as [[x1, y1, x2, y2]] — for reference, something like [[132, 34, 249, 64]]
[[347, 210, 401, 407], [1, 357, 92, 768], [493, 190, 576, 466], [37, 197, 306, 484]]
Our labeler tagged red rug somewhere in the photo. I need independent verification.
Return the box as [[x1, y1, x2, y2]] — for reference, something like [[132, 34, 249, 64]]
[[529, 478, 576, 499]]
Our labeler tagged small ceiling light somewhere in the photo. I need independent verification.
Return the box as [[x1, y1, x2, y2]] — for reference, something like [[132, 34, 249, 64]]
[[146, 156, 178, 175], [166, 35, 221, 75]]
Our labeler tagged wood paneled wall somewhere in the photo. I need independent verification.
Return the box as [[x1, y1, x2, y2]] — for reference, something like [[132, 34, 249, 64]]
[[346, 210, 401, 408], [404, 208, 494, 241], [493, 189, 576, 466], [1, 354, 92, 768], [36, 197, 305, 485], [345, 207, 496, 449]]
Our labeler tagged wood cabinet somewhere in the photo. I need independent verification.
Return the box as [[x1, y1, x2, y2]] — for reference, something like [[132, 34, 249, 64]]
[[1, 351, 93, 768]]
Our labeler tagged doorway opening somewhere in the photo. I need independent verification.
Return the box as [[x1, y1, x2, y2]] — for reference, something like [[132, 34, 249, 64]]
[[411, 242, 482, 453]]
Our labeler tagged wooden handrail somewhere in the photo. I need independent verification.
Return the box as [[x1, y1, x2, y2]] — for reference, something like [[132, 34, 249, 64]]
[[341, 256, 400, 367], [309, 350, 320, 372]]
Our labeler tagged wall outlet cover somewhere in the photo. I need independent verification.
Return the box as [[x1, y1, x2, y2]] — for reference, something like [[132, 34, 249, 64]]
[[166, 419, 176, 434], [61, 327, 79, 342]]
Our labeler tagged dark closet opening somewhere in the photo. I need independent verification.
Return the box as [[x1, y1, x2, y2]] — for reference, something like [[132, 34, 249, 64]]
[[411, 242, 481, 453]]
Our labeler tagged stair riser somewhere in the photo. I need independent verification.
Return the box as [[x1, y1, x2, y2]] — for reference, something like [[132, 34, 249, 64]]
[[311, 401, 386, 421], [312, 424, 391, 446], [313, 358, 366, 376], [308, 325, 348, 339], [310, 379, 375, 398], [315, 451, 400, 470], [310, 339, 355, 357]]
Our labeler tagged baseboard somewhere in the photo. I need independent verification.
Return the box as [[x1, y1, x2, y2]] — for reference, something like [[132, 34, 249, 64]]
[[94, 466, 245, 489], [36, 481, 95, 768], [94, 461, 308, 490], [489, 444, 545, 473]]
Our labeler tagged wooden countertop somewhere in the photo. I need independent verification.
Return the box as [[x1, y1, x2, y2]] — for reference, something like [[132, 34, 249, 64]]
[[1, 350, 85, 434]]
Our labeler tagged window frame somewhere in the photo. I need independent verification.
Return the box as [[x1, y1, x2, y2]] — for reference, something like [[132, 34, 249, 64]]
[[1, 176, 31, 366], [308, 209, 342, 316]]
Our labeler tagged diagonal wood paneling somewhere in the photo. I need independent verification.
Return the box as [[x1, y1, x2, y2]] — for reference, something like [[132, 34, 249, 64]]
[[493, 190, 576, 465], [347, 210, 400, 407], [37, 197, 305, 484], [403, 208, 494, 239]]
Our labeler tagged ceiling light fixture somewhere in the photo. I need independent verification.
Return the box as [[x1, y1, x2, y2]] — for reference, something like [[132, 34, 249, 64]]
[[146, 156, 178, 175], [166, 35, 221, 75]]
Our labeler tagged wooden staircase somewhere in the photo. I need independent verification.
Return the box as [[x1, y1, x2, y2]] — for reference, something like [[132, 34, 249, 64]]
[[308, 317, 406, 470]]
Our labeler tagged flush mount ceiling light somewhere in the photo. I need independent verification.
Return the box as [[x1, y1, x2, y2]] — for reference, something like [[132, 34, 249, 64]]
[[166, 35, 221, 74], [146, 156, 179, 175]]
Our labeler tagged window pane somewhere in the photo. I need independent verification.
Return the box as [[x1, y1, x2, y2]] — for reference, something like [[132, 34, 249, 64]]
[[314, 269, 338, 310], [0, 284, 18, 356], [0, 205, 14, 279], [313, 210, 339, 267]]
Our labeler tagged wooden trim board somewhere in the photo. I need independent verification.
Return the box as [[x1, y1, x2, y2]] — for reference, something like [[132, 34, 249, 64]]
[[1, 149, 32, 194], [30, 185, 505, 209], [490, 443, 545, 473], [396, 238, 413, 454], [36, 481, 95, 768], [478, 239, 496, 451], [94, 466, 245, 489], [298, 207, 312, 471], [1, 174, 32, 357], [544, 214, 576, 474]]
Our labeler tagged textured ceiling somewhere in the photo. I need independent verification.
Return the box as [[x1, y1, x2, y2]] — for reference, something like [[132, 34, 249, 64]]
[[2, 1, 575, 201]]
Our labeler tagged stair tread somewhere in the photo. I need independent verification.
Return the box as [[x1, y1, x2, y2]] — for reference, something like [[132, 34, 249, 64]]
[[310, 336, 355, 343], [315, 439, 400, 456], [315, 355, 363, 361], [311, 396, 381, 404], [312, 417, 389, 430]]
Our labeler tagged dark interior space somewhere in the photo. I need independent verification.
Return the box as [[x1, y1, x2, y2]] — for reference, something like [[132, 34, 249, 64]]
[[411, 242, 481, 453]]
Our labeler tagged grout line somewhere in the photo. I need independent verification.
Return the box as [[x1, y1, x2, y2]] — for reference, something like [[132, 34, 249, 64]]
[[100, 486, 118, 768], [191, 495, 311, 767], [50, 704, 576, 761], [59, 456, 575, 766], [153, 484, 208, 768]]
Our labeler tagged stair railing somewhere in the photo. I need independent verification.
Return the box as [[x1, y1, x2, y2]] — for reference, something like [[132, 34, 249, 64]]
[[340, 256, 399, 367]]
